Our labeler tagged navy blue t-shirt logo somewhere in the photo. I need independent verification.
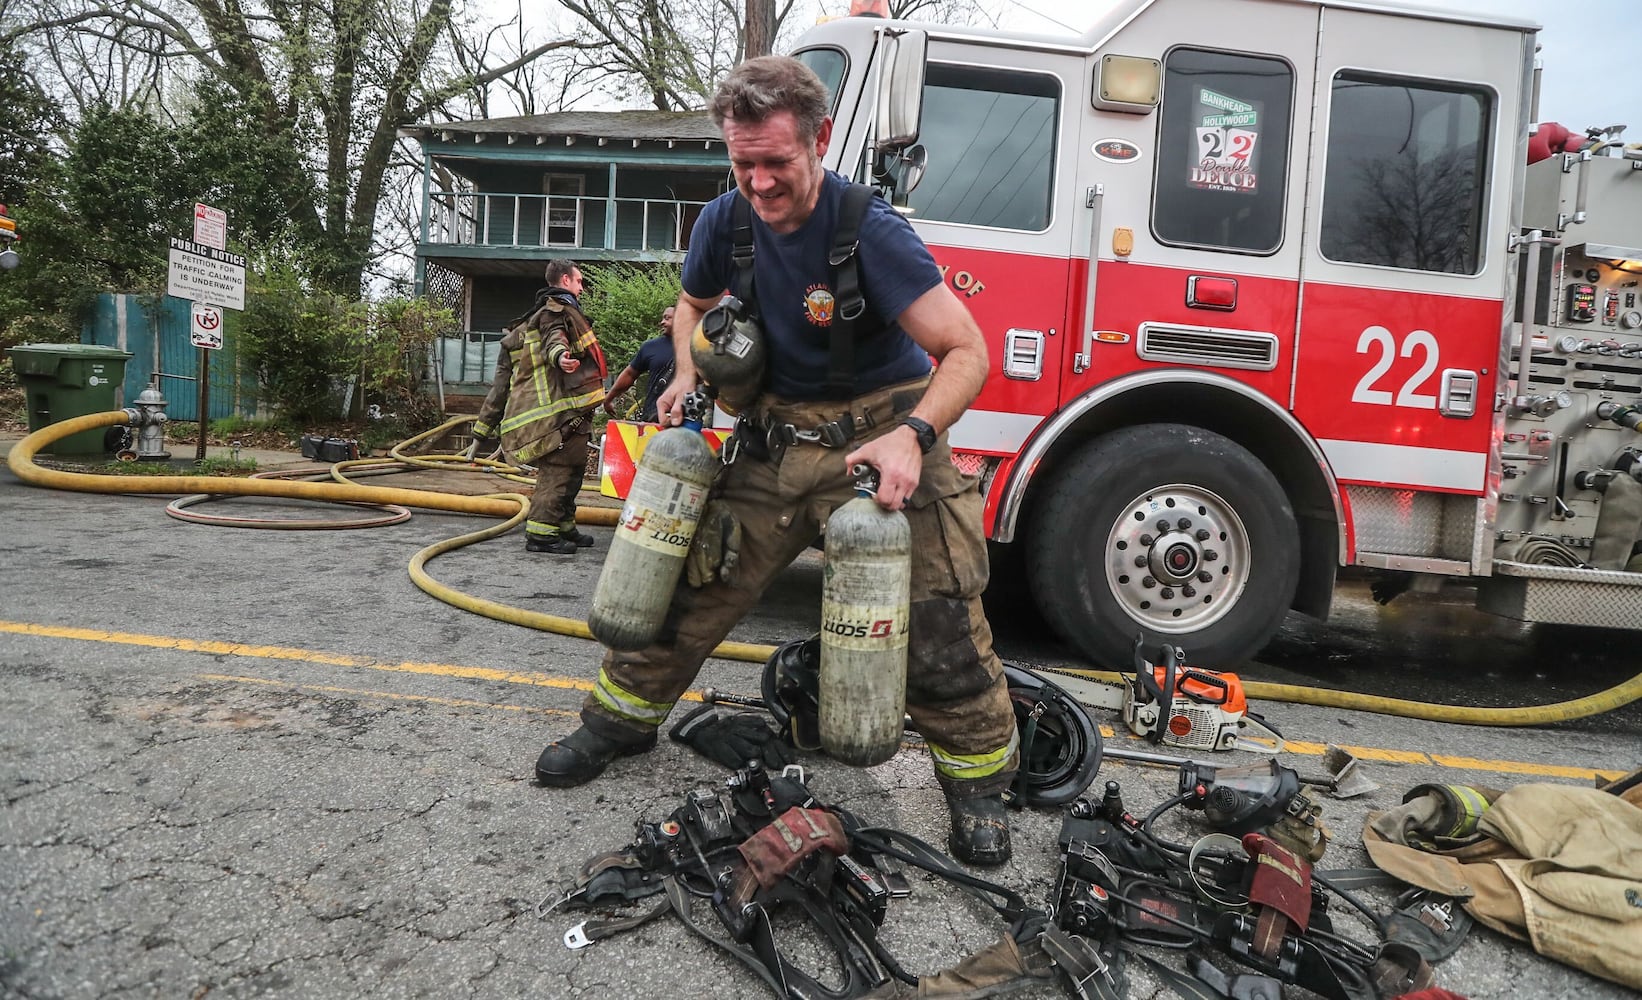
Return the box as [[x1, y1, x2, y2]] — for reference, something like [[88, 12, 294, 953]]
[[803, 284, 836, 327]]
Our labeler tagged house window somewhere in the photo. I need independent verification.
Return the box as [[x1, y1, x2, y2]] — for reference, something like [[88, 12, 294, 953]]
[[1319, 73, 1491, 275], [543, 173, 584, 247], [1152, 48, 1292, 254], [904, 64, 1058, 232]]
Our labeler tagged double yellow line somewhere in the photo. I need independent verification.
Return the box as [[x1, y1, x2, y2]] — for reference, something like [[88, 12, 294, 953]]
[[0, 618, 1622, 782]]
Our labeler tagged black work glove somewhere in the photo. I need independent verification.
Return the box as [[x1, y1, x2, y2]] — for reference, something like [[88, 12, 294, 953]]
[[669, 704, 793, 771]]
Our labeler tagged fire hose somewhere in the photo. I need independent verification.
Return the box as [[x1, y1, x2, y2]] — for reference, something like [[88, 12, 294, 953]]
[[10, 408, 1642, 727]]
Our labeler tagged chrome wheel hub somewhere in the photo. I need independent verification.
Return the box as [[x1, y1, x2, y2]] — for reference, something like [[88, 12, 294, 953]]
[[1104, 484, 1251, 634]]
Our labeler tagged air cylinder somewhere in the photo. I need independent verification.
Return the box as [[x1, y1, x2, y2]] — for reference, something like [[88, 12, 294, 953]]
[[689, 296, 766, 415], [588, 399, 720, 650], [818, 470, 911, 766]]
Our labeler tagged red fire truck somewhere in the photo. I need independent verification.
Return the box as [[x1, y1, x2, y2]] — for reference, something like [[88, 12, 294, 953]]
[[604, 0, 1642, 668]]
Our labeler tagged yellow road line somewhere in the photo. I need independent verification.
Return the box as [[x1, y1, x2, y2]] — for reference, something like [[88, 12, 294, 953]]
[[0, 619, 601, 695], [196, 673, 578, 718], [1, 618, 1622, 782]]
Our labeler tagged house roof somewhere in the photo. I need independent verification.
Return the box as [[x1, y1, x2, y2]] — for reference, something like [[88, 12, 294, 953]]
[[402, 109, 721, 144]]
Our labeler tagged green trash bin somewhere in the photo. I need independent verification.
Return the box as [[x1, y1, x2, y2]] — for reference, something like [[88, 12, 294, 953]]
[[7, 343, 134, 455]]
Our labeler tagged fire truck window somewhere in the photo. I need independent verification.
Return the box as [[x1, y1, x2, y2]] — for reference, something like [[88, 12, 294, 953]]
[[797, 48, 847, 114], [904, 64, 1058, 231], [1320, 73, 1490, 274], [1152, 48, 1292, 254]]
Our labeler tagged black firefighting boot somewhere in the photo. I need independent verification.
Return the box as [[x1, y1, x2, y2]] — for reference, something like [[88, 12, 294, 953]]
[[535, 725, 657, 787], [946, 791, 1012, 866], [559, 526, 597, 548], [525, 532, 578, 554]]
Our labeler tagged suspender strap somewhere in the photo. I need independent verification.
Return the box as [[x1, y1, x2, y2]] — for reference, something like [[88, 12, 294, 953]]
[[825, 182, 877, 399], [731, 194, 756, 305]]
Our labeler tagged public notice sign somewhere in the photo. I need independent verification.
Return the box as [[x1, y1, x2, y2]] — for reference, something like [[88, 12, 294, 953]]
[[167, 237, 246, 310]]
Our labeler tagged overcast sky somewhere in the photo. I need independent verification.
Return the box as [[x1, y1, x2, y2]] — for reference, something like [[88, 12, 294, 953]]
[[993, 0, 1638, 137]]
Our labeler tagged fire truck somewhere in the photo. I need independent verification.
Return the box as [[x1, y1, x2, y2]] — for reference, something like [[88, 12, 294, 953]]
[[603, 0, 1642, 669]]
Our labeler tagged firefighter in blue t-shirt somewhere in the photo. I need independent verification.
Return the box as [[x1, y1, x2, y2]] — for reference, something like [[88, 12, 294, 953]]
[[603, 307, 677, 423], [536, 56, 1018, 867]]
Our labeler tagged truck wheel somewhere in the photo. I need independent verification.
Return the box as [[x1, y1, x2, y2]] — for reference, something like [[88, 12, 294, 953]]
[[1026, 424, 1298, 668]]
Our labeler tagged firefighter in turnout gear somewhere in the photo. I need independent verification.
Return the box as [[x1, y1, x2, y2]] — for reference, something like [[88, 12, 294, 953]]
[[472, 260, 607, 554], [536, 57, 1019, 866]]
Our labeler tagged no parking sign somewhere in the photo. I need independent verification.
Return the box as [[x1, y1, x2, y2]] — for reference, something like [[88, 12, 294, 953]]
[[190, 302, 224, 350]]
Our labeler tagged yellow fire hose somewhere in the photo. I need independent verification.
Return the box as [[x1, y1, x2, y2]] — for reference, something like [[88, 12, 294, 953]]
[[10, 409, 1642, 726]]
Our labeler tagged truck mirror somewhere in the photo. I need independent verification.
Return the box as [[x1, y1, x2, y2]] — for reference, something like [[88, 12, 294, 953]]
[[875, 29, 926, 152]]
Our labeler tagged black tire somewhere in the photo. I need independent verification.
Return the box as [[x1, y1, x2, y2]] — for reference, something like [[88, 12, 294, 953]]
[[1026, 424, 1298, 669]]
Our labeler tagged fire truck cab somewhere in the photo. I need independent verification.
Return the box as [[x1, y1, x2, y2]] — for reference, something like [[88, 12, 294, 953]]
[[778, 0, 1642, 669]]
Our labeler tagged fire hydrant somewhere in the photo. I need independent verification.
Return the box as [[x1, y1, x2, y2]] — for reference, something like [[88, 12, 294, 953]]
[[124, 384, 171, 461]]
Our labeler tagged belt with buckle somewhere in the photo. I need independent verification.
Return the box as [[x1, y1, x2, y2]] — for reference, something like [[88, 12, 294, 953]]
[[730, 386, 926, 465], [768, 413, 868, 450]]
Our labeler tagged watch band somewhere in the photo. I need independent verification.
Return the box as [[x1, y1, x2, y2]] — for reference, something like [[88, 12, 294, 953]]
[[899, 416, 937, 454]]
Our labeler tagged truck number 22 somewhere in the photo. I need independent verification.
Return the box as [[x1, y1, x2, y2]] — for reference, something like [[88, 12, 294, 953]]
[[1351, 326, 1439, 409]]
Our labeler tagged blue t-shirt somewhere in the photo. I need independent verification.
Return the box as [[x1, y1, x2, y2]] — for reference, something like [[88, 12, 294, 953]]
[[681, 171, 938, 401], [629, 335, 675, 422]]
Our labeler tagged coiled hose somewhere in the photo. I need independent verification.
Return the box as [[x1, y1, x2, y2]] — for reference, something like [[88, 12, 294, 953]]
[[11, 409, 1642, 726]]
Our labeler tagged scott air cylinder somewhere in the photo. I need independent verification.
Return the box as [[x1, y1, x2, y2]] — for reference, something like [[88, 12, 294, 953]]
[[689, 295, 766, 415], [588, 393, 720, 650], [818, 465, 911, 766]]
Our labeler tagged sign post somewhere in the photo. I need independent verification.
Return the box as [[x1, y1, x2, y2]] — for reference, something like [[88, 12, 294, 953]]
[[170, 204, 242, 461]]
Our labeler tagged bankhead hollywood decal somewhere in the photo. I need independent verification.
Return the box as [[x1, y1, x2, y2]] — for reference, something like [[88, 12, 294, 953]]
[[1190, 88, 1260, 194]]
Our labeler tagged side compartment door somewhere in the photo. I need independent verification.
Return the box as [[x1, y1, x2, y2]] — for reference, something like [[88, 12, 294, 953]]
[[1292, 8, 1524, 501]]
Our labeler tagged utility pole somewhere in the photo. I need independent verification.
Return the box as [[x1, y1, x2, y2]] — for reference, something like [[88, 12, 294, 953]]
[[744, 0, 776, 58]]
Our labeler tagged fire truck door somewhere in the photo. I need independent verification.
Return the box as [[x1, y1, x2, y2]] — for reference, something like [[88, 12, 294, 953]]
[[1292, 6, 1527, 499], [898, 40, 1084, 455], [1065, 0, 1319, 417]]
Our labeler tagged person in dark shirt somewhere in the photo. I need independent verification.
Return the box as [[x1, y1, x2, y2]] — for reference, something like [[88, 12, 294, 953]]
[[603, 307, 677, 422], [534, 57, 1018, 867]]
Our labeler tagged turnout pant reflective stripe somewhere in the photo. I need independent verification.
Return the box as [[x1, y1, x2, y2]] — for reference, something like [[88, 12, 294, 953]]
[[927, 729, 1020, 782], [593, 668, 674, 725], [525, 430, 590, 530]]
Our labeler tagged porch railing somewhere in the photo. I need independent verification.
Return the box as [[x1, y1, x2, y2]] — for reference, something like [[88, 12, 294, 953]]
[[427, 191, 710, 253]]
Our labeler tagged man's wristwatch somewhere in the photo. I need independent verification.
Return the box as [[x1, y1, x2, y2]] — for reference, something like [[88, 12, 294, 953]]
[[899, 416, 937, 454]]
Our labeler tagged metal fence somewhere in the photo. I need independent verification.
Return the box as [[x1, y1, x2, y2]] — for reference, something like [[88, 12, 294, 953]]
[[83, 293, 263, 422]]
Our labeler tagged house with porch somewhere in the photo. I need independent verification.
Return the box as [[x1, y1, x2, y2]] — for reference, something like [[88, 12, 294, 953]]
[[401, 110, 730, 402]]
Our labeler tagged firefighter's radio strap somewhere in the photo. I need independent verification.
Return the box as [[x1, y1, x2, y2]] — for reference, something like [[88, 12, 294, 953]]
[[729, 182, 882, 403]]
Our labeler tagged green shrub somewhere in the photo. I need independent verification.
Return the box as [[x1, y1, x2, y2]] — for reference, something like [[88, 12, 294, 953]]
[[580, 262, 681, 376], [346, 296, 453, 432], [238, 284, 355, 423]]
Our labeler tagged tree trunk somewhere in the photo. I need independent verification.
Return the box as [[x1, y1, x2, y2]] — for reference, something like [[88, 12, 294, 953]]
[[744, 0, 776, 59]]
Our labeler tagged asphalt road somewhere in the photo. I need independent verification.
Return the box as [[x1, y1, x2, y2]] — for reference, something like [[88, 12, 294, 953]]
[[2, 446, 1638, 999]]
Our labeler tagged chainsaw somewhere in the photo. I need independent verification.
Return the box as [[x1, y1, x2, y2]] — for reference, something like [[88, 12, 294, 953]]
[[1030, 639, 1276, 752], [1122, 640, 1250, 751]]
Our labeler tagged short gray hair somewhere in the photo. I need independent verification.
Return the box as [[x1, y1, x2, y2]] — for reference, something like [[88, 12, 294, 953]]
[[710, 56, 830, 144]]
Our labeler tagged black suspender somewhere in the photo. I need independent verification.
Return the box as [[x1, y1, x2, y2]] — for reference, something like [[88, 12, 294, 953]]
[[826, 182, 876, 399], [730, 194, 756, 306]]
